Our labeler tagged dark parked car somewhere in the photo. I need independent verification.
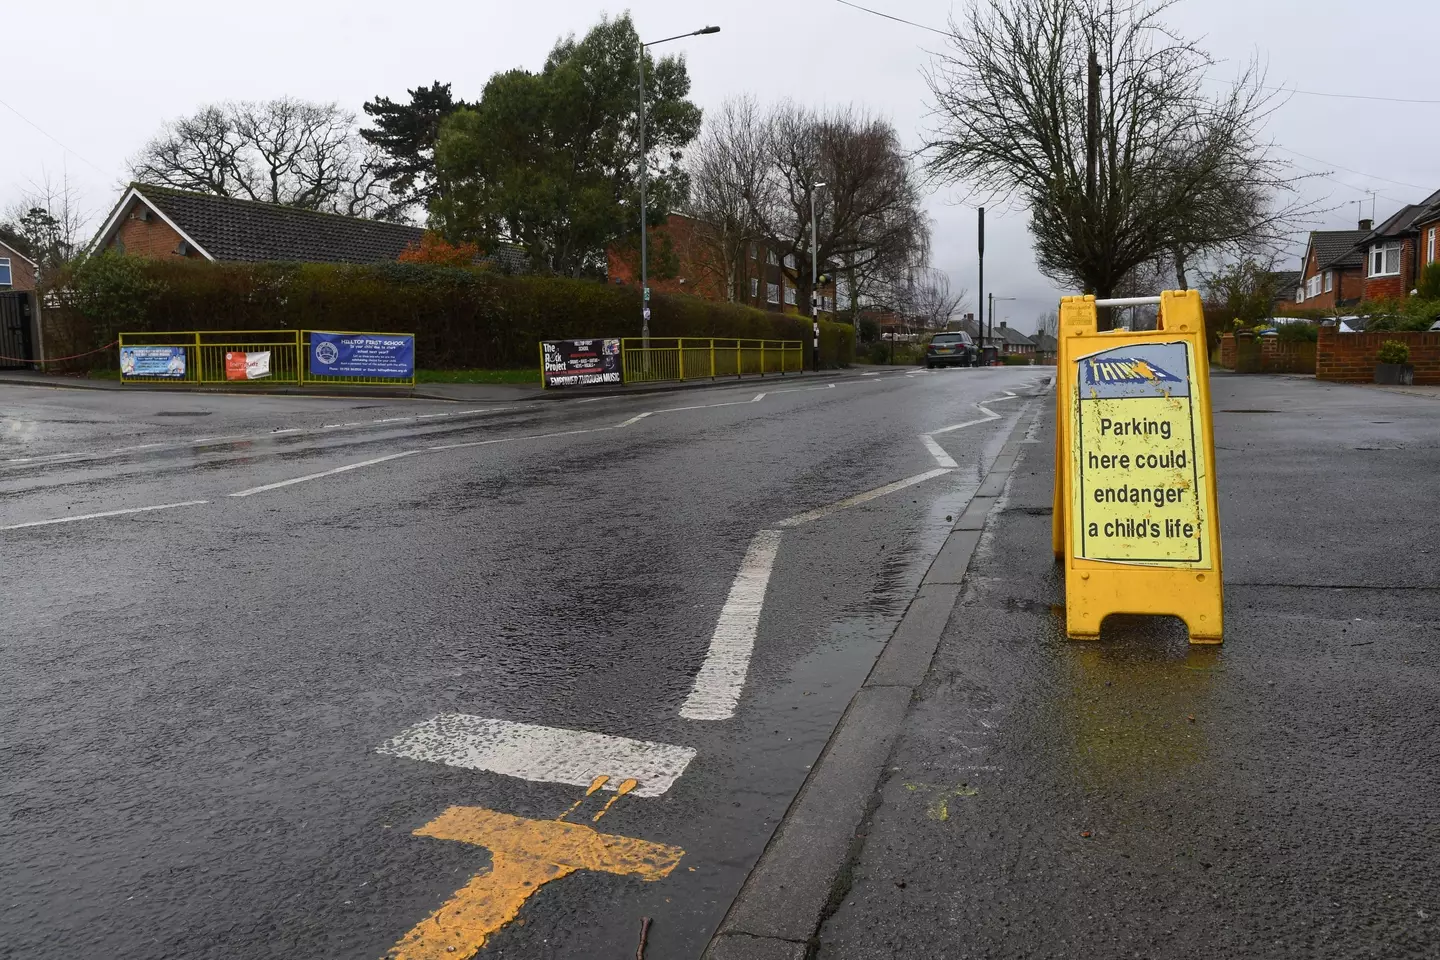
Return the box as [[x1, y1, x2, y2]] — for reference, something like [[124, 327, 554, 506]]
[[926, 332, 977, 368]]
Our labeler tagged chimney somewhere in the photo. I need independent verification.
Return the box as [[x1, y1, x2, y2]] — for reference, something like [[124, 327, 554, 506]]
[[1360, 218, 1373, 231], [999, 320, 1008, 329]]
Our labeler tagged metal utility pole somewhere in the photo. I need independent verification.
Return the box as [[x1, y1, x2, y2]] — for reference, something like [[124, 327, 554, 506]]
[[810, 182, 827, 372], [638, 25, 720, 355], [977, 206, 985, 353]]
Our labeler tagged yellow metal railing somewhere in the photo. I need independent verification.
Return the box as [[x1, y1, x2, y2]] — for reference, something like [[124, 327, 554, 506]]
[[118, 330, 416, 386], [621, 338, 803, 384]]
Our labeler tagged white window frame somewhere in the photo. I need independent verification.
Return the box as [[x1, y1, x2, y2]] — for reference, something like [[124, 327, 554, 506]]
[[1323, 270, 1333, 293], [767, 249, 778, 266], [785, 285, 797, 305], [784, 253, 796, 269], [767, 282, 780, 304], [1428, 227, 1436, 265], [1306, 274, 1321, 298], [1369, 241, 1402, 277], [749, 242, 758, 260], [1296, 285, 1305, 303], [750, 277, 759, 298], [0, 257, 11, 287]]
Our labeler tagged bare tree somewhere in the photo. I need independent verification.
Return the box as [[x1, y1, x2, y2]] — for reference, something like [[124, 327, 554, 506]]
[[1, 170, 90, 269], [744, 102, 929, 316], [1036, 309, 1059, 338], [907, 267, 969, 331], [130, 99, 393, 217], [925, 0, 1315, 318], [683, 96, 766, 301]]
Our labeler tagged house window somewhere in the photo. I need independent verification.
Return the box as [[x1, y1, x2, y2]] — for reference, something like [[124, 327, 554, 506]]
[[1428, 227, 1436, 264], [767, 249, 778, 266], [0, 258, 10, 287], [749, 242, 758, 260], [1306, 274, 1321, 298], [1296, 285, 1304, 303], [1323, 270, 1333, 293], [785, 285, 797, 305], [784, 253, 796, 269], [1369, 241, 1402, 277], [767, 282, 779, 304], [750, 278, 759, 298]]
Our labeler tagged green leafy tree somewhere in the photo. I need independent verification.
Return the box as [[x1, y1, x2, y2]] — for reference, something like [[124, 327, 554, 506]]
[[1203, 259, 1279, 326], [361, 82, 467, 217], [431, 13, 702, 277]]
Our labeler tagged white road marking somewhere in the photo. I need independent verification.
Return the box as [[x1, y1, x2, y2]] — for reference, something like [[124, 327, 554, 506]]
[[776, 468, 954, 528], [618, 412, 653, 427], [227, 451, 418, 497], [751, 393, 766, 401], [0, 500, 210, 531], [680, 529, 783, 721], [921, 436, 959, 468], [376, 715, 696, 798]]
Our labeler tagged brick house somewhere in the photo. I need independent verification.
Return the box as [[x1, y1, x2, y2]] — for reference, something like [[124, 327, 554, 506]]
[[89, 183, 528, 270], [1269, 269, 1301, 313], [1350, 188, 1440, 301], [606, 213, 838, 316], [996, 321, 1036, 356], [0, 238, 39, 292], [1292, 226, 1369, 309]]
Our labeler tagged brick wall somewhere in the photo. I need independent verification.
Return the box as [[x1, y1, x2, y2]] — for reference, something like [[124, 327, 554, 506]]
[[1259, 336, 1316, 374], [1219, 333, 1236, 369], [1316, 326, 1440, 384], [109, 199, 195, 259]]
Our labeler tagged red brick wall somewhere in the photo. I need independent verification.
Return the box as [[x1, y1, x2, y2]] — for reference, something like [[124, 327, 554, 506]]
[[1316, 326, 1440, 384], [0, 240, 38, 292], [1259, 336, 1316, 373], [1218, 333, 1236, 369], [1361, 236, 1416, 301], [108, 199, 196, 259]]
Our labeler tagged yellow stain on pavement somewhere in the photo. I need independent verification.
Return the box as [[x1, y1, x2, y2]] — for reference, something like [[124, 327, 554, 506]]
[[385, 806, 684, 960]]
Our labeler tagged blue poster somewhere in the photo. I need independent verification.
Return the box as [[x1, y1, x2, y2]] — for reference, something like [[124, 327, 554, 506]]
[[310, 332, 415, 378], [120, 346, 187, 378]]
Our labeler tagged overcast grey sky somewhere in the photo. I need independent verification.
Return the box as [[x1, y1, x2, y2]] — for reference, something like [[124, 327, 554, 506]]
[[4, 0, 1435, 332]]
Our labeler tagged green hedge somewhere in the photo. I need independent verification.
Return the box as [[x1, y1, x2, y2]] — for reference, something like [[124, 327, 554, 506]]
[[44, 256, 855, 371]]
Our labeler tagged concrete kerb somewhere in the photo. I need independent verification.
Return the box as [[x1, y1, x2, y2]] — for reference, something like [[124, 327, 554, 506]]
[[703, 390, 1048, 960], [0, 368, 874, 403]]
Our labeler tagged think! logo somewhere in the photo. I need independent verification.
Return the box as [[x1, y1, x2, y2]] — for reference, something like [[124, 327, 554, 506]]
[[1085, 356, 1183, 384]]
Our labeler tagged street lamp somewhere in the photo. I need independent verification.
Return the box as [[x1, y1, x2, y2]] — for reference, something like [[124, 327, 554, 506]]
[[988, 294, 1016, 363], [810, 182, 827, 371], [638, 25, 720, 354]]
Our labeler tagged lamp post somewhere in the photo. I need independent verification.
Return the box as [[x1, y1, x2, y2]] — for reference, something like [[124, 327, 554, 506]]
[[810, 181, 827, 371], [988, 294, 1015, 364], [639, 25, 719, 355]]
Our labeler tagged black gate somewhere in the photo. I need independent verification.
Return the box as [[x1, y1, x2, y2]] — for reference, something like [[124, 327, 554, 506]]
[[0, 292, 34, 369]]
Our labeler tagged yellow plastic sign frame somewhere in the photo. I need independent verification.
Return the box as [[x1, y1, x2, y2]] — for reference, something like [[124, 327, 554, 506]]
[[1051, 291, 1223, 643]]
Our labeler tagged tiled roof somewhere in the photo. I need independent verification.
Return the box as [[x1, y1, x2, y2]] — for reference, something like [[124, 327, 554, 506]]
[[1270, 270, 1301, 289], [1311, 230, 1368, 270], [138, 184, 423, 264], [126, 184, 531, 271], [1033, 332, 1059, 351], [997, 324, 1035, 346]]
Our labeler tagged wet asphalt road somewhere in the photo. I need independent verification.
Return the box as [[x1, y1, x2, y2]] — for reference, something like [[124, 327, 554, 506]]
[[816, 374, 1440, 959], [1, 368, 1048, 960]]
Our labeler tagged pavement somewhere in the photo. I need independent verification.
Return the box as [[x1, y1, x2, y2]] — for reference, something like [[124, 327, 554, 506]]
[[709, 371, 1440, 959], [0, 365, 1050, 959]]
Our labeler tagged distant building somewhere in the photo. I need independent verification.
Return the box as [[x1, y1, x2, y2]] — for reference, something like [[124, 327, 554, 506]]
[[1349, 188, 1440, 302], [1293, 225, 1369, 309], [0, 238, 38, 293], [1033, 331, 1059, 362], [996, 321, 1037, 356], [606, 213, 838, 315]]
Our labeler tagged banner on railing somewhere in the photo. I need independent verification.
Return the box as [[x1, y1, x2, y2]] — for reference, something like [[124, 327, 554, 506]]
[[541, 338, 622, 387], [226, 350, 272, 381], [309, 332, 415, 379], [120, 346, 187, 378]]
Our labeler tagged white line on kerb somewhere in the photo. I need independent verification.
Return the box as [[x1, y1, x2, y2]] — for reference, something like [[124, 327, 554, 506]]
[[227, 451, 418, 497], [376, 715, 696, 798], [680, 529, 783, 721], [776, 468, 954, 528], [0, 500, 210, 531]]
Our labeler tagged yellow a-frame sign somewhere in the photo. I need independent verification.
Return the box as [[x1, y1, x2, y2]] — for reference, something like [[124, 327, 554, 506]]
[[1051, 291, 1223, 643]]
